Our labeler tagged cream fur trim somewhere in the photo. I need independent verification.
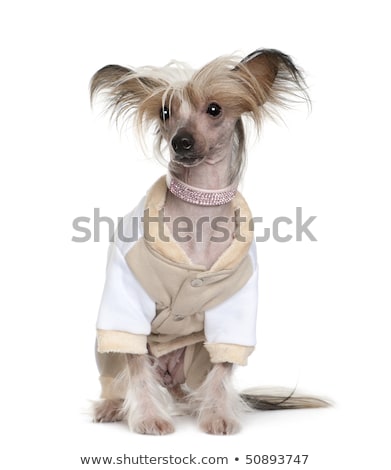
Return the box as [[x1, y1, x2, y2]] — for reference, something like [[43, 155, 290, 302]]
[[204, 343, 255, 365], [144, 176, 254, 270], [97, 329, 147, 354], [145, 177, 191, 265]]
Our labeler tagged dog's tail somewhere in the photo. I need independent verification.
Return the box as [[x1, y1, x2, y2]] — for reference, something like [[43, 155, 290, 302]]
[[240, 387, 330, 411]]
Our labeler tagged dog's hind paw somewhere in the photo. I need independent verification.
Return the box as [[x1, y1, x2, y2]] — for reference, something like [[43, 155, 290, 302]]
[[132, 417, 175, 435], [93, 399, 125, 423], [199, 415, 240, 435]]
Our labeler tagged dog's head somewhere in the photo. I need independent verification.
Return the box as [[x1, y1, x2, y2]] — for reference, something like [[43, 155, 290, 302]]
[[90, 50, 308, 181]]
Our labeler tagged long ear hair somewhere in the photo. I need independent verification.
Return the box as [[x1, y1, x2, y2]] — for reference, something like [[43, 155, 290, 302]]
[[89, 51, 309, 178], [233, 48, 310, 125], [89, 62, 195, 162], [89, 64, 170, 128], [181, 49, 309, 181], [90, 51, 309, 129]]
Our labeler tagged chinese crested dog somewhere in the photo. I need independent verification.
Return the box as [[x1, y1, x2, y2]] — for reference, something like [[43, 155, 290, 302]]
[[90, 49, 328, 435]]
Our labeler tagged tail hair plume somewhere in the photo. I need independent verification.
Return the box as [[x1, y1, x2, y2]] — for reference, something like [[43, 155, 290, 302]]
[[240, 387, 330, 411]]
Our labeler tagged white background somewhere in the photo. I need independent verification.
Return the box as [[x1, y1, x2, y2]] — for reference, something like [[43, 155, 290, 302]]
[[1, 1, 390, 468]]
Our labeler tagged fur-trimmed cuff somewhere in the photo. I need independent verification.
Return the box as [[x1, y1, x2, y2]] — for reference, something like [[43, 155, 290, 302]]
[[204, 343, 255, 365], [97, 329, 148, 354]]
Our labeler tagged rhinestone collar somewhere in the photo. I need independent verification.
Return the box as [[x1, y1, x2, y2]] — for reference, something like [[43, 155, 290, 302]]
[[166, 174, 237, 206]]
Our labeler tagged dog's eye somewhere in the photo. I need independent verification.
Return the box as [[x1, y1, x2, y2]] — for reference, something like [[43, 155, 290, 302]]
[[206, 103, 222, 117], [160, 106, 170, 121]]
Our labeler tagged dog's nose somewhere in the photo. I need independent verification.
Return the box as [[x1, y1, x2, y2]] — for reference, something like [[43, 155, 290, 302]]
[[171, 131, 194, 155]]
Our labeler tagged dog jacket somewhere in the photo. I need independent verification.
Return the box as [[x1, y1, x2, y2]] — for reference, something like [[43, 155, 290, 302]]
[[96, 176, 258, 392]]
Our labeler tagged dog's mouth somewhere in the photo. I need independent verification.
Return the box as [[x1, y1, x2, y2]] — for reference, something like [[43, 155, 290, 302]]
[[173, 154, 205, 167]]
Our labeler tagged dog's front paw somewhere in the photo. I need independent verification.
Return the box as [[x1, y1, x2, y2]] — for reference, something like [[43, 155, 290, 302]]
[[131, 417, 175, 435], [93, 399, 125, 423], [199, 414, 240, 435]]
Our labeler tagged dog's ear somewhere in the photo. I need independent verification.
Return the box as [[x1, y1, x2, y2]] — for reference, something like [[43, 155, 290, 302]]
[[90, 64, 164, 124], [90, 65, 132, 103], [235, 49, 309, 108]]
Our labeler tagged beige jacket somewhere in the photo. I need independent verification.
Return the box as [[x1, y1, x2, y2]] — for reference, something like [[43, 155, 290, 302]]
[[96, 176, 258, 391]]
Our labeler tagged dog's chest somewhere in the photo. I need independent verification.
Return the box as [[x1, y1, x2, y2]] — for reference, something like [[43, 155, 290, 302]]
[[163, 203, 236, 270]]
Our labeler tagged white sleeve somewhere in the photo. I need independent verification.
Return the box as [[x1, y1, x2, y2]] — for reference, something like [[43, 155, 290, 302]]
[[96, 242, 156, 335], [204, 241, 258, 347], [96, 196, 156, 337]]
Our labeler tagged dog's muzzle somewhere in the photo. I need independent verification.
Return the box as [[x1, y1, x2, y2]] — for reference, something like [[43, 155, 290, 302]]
[[172, 130, 194, 154], [171, 130, 203, 166]]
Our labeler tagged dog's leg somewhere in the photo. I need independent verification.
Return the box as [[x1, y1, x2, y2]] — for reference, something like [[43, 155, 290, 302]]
[[123, 354, 175, 435], [193, 362, 242, 435], [94, 398, 125, 422]]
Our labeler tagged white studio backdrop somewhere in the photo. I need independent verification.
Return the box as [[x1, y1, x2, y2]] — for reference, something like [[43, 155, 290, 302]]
[[0, 1, 390, 469]]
